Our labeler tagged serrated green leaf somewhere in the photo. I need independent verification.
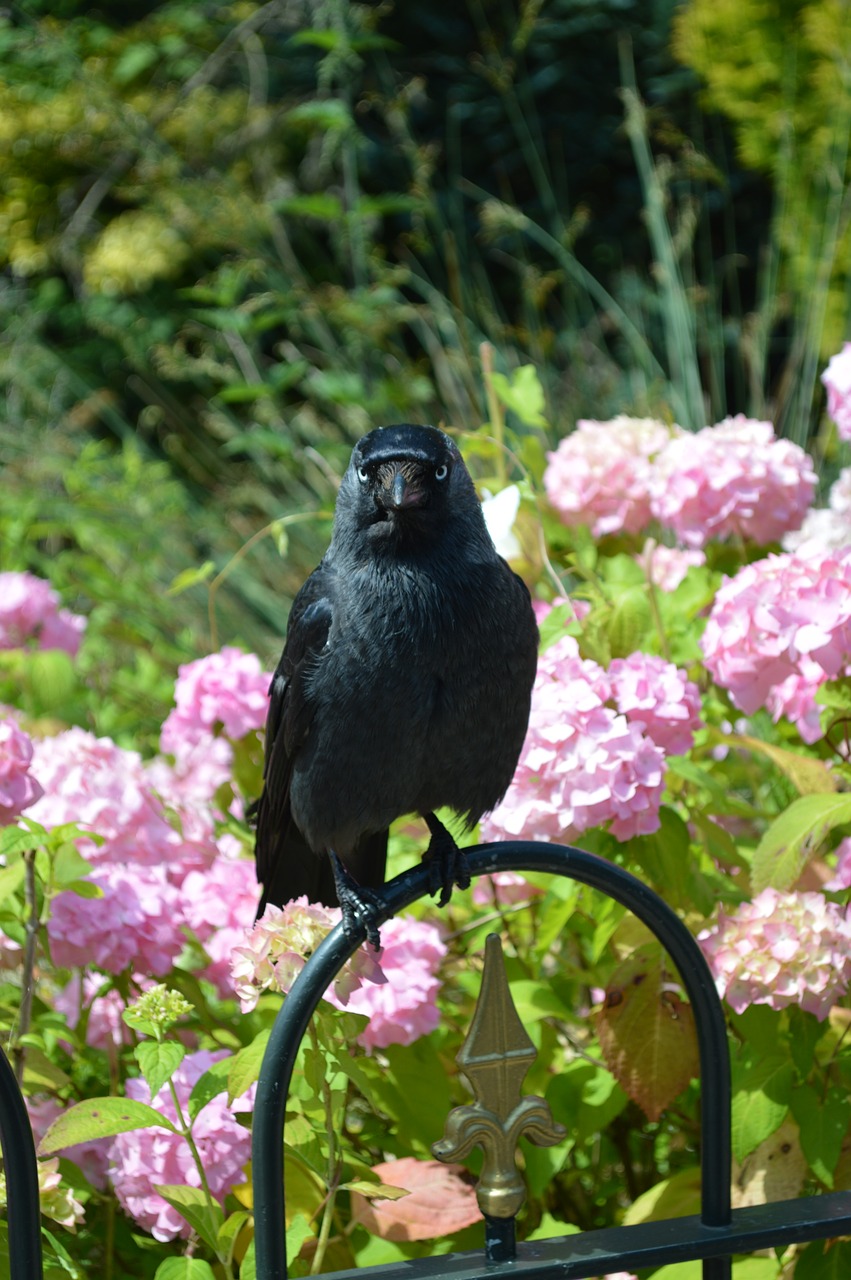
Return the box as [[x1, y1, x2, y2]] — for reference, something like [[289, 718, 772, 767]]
[[752, 793, 851, 892], [135, 1040, 185, 1102], [0, 828, 36, 859], [39, 1098, 176, 1154], [227, 1029, 270, 1104], [339, 1180, 410, 1200], [188, 1056, 231, 1122], [735, 735, 837, 796], [286, 1212, 315, 1259], [155, 1185, 223, 1253], [731, 1056, 793, 1162]]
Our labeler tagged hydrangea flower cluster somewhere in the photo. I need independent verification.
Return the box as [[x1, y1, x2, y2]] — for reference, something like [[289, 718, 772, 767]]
[[636, 539, 706, 592], [180, 856, 260, 997], [701, 544, 851, 742], [822, 341, 851, 441], [160, 647, 270, 757], [109, 1050, 252, 1241], [544, 415, 815, 549], [232, 898, 446, 1050], [544, 416, 674, 537], [699, 890, 851, 1019], [0, 716, 43, 825], [648, 416, 816, 548], [783, 465, 851, 555], [482, 637, 701, 844], [48, 864, 185, 975], [0, 571, 86, 655]]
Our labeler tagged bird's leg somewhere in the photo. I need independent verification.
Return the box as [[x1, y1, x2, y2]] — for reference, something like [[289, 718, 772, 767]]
[[422, 812, 470, 907], [330, 852, 384, 951]]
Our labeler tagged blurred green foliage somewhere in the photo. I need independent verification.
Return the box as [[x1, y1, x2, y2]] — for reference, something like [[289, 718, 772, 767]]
[[1, 0, 848, 650]]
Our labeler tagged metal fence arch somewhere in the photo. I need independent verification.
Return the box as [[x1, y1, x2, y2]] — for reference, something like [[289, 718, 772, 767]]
[[4, 839, 851, 1279]]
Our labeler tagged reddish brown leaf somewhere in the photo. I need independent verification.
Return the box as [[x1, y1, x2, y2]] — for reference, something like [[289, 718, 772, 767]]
[[350, 1158, 482, 1241], [595, 944, 699, 1122]]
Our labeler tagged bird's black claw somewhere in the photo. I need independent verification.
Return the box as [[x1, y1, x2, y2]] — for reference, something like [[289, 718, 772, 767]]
[[422, 814, 469, 907], [330, 852, 384, 951]]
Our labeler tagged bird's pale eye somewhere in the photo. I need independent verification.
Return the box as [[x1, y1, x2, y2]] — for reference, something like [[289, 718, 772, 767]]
[[357, 466, 369, 483], [435, 464, 448, 481]]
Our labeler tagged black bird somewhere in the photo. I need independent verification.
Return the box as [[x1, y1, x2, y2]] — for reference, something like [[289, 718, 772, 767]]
[[253, 424, 539, 946]]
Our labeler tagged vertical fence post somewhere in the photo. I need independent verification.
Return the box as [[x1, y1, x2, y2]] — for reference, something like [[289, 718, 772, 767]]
[[0, 1046, 43, 1279]]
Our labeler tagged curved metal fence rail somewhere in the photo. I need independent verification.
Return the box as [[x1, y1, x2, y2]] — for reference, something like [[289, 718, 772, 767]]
[[254, 840, 737, 1280]]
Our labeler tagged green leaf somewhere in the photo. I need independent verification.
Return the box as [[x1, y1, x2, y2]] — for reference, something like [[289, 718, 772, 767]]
[[731, 1055, 793, 1162], [607, 584, 653, 657], [154, 1258, 217, 1280], [735, 735, 837, 796], [490, 365, 548, 428], [751, 793, 851, 892], [0, 828, 36, 860], [286, 1212, 316, 1260], [135, 1040, 186, 1102], [0, 859, 25, 903], [188, 1056, 231, 1122], [227, 1029, 270, 1104], [39, 1098, 176, 1154], [167, 562, 216, 596], [22, 1046, 72, 1093], [51, 843, 95, 889], [217, 1210, 251, 1266], [790, 1084, 851, 1187], [154, 1185, 223, 1253], [794, 1239, 851, 1280], [240, 1240, 256, 1280], [622, 1167, 702, 1225]]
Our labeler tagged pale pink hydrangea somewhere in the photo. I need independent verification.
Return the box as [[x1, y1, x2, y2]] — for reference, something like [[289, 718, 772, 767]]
[[825, 838, 851, 891], [822, 342, 851, 442], [608, 653, 702, 757], [27, 728, 204, 877], [701, 545, 851, 739], [36, 1158, 86, 1230], [48, 863, 185, 975], [180, 857, 259, 997], [636, 539, 706, 591], [109, 1049, 252, 1241], [783, 466, 851, 555], [0, 717, 43, 824], [699, 889, 851, 1019], [472, 872, 544, 907], [160, 648, 270, 757], [545, 417, 674, 537], [55, 973, 137, 1050], [650, 417, 816, 547], [0, 571, 86, 655], [343, 915, 447, 1049], [231, 897, 387, 1013], [481, 636, 667, 844]]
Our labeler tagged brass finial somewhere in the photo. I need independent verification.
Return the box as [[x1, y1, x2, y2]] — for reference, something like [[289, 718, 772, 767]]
[[432, 934, 566, 1219]]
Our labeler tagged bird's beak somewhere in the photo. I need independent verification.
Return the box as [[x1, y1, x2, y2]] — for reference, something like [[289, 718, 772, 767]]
[[381, 464, 427, 511]]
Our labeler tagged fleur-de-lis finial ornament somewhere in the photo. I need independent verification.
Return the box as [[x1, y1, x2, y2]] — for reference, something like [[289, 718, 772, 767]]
[[432, 933, 566, 1221]]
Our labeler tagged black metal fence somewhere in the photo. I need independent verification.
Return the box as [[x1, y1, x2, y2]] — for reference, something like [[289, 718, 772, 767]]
[[4, 839, 851, 1279]]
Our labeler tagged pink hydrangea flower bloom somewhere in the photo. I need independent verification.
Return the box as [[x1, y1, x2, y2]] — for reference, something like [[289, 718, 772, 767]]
[[109, 1049, 252, 1240], [544, 416, 674, 537], [701, 545, 851, 738], [180, 857, 260, 998], [27, 728, 204, 877], [48, 863, 185, 975], [822, 342, 851, 442], [160, 648, 271, 757], [0, 717, 44, 824], [608, 653, 702, 757], [650, 416, 816, 547], [481, 636, 666, 844], [231, 897, 387, 1013], [0, 571, 86, 655], [343, 916, 447, 1050], [471, 872, 544, 907], [699, 889, 851, 1019], [55, 973, 138, 1050], [826, 837, 851, 891], [635, 539, 706, 591], [784, 466, 851, 555]]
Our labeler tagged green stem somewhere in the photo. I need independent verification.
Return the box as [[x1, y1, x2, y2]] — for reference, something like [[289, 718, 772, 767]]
[[308, 1021, 343, 1276]]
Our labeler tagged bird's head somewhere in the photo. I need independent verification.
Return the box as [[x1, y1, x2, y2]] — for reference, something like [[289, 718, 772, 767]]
[[337, 424, 486, 550]]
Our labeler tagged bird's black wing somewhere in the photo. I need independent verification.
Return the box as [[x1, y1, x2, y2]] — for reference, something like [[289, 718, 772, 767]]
[[253, 565, 336, 913], [253, 564, 390, 915]]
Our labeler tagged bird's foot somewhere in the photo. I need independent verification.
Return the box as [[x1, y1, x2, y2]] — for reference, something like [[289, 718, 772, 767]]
[[330, 852, 384, 952], [422, 813, 470, 907]]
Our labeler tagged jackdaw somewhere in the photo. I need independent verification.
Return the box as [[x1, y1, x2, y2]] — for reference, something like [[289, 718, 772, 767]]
[[253, 423, 538, 946]]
